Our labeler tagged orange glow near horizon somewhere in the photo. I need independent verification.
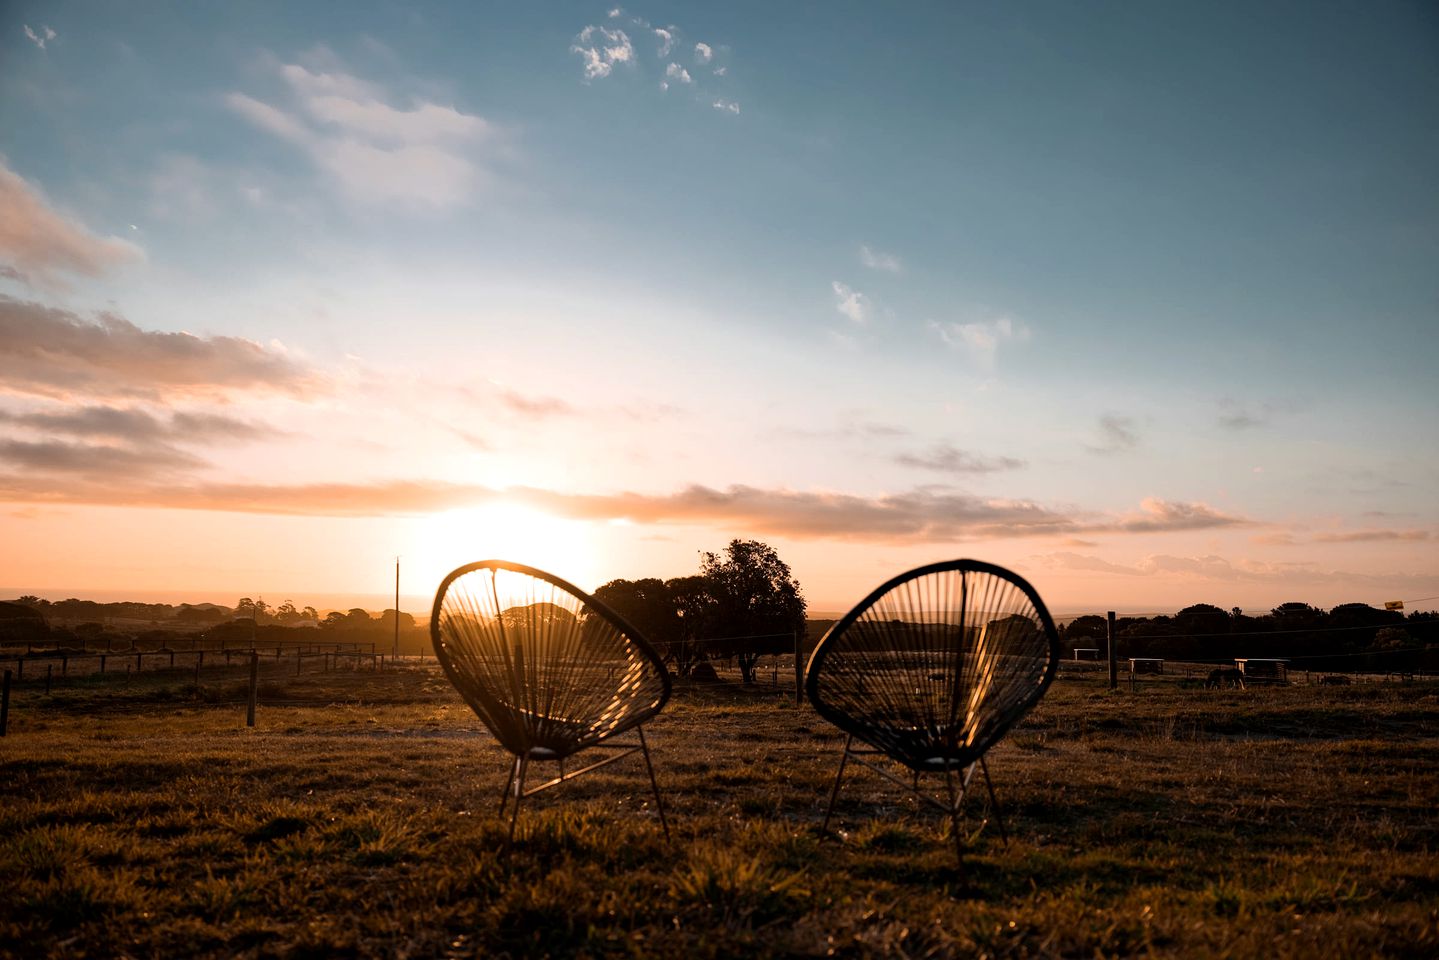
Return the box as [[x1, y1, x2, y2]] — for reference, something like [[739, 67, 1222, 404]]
[[407, 502, 600, 595]]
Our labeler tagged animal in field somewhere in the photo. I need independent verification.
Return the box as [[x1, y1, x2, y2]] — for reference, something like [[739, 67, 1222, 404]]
[[1205, 667, 1245, 689]]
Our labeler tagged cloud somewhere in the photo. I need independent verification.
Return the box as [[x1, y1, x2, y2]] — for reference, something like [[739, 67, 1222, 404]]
[[894, 444, 1026, 475], [0, 438, 206, 479], [572, 25, 635, 80], [23, 25, 56, 50], [0, 405, 271, 445], [928, 316, 1030, 368], [1115, 498, 1249, 533], [0, 161, 144, 290], [654, 28, 674, 57], [665, 63, 692, 85], [1087, 414, 1140, 455], [832, 281, 872, 324], [1312, 530, 1430, 543], [1251, 532, 1299, 546], [0, 296, 323, 400], [694, 43, 713, 63], [228, 55, 500, 210], [712, 99, 741, 114], [0, 458, 1254, 551], [497, 389, 577, 419], [860, 245, 902, 273], [1036, 550, 1437, 593]]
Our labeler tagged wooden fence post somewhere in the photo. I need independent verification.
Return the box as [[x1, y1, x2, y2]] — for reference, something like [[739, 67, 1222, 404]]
[[45, 664, 53, 695], [794, 630, 803, 706], [246, 652, 259, 728], [1107, 611, 1118, 690], [1, 669, 10, 736]]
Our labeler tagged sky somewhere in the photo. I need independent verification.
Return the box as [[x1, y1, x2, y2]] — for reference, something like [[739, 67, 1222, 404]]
[[1, 1, 1436, 617]]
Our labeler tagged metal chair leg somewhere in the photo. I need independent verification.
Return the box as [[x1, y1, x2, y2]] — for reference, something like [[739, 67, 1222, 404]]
[[821, 734, 853, 833], [637, 726, 670, 841], [943, 763, 966, 876], [507, 756, 528, 846], [979, 755, 1009, 846], [498, 756, 518, 818]]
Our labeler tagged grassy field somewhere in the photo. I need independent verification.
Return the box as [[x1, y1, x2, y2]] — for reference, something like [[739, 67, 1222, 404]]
[[1, 663, 1436, 958]]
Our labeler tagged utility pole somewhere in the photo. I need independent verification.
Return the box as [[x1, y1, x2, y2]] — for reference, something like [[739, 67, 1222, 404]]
[[394, 556, 401, 660]]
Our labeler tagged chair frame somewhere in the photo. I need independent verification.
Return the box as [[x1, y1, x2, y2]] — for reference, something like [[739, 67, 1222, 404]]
[[431, 559, 673, 843], [805, 559, 1060, 867]]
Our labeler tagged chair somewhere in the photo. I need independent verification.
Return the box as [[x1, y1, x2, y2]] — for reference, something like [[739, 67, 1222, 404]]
[[430, 560, 673, 842], [804, 559, 1059, 867]]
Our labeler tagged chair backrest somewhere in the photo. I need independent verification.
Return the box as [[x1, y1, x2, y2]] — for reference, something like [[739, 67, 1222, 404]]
[[805, 560, 1059, 771], [431, 560, 672, 760]]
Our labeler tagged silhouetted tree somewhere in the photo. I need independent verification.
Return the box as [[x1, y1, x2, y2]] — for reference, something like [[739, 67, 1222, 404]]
[[697, 539, 806, 684], [593, 578, 694, 674]]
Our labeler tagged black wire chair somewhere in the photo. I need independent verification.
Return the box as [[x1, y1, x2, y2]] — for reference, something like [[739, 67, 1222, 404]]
[[805, 560, 1059, 867], [431, 560, 673, 842]]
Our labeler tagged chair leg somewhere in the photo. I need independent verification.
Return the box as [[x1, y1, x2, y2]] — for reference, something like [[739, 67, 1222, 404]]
[[943, 763, 966, 876], [979, 755, 1009, 846], [821, 734, 853, 833], [498, 755, 518, 818], [507, 756, 528, 846], [637, 726, 670, 841]]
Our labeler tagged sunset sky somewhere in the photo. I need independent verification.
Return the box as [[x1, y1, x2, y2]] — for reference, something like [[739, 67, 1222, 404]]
[[2, 2, 1436, 616]]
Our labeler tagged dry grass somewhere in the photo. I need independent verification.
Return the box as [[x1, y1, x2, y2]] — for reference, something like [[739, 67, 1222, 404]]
[[1, 664, 1436, 958]]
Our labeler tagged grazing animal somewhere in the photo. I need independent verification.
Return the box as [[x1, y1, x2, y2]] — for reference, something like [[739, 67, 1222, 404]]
[[1205, 668, 1245, 689]]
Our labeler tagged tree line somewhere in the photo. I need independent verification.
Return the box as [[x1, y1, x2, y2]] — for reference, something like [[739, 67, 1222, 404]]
[[1063, 602, 1439, 672]]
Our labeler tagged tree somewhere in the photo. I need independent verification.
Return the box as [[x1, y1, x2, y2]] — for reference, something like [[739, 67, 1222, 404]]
[[378, 609, 416, 630], [321, 611, 347, 628], [346, 608, 372, 626], [301, 606, 319, 622], [1062, 614, 1107, 654], [235, 597, 256, 619], [697, 539, 806, 684], [593, 578, 690, 673], [275, 600, 300, 623]]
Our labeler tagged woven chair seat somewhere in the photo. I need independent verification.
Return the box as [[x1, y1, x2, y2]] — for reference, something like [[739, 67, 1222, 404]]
[[806, 559, 1060, 868], [431, 560, 673, 841]]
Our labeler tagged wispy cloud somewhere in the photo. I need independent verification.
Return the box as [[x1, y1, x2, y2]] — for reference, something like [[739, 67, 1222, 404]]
[[832, 281, 872, 324], [0, 161, 144, 290], [0, 296, 323, 400], [664, 62, 692, 85], [0, 405, 272, 446], [1087, 414, 1140, 455], [894, 444, 1026, 475], [1036, 550, 1435, 594], [928, 316, 1030, 368], [0, 438, 205, 478], [712, 99, 741, 115], [0, 463, 1251, 547], [497, 389, 577, 419], [694, 43, 713, 64], [227, 53, 501, 210], [23, 25, 56, 50], [571, 25, 635, 80], [1114, 498, 1248, 533], [1312, 529, 1430, 543], [654, 28, 675, 57], [860, 244, 902, 273]]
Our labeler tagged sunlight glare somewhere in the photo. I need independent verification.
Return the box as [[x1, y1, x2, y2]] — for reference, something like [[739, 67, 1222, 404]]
[[409, 501, 598, 594]]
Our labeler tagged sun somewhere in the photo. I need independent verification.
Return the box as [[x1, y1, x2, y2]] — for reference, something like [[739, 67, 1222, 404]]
[[409, 501, 598, 594]]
